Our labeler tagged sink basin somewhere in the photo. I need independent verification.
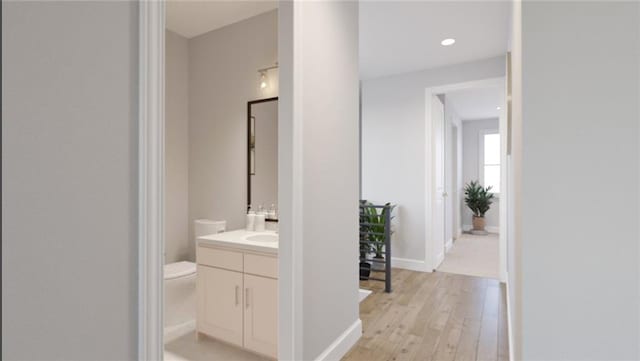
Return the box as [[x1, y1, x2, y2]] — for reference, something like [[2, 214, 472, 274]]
[[245, 234, 278, 243]]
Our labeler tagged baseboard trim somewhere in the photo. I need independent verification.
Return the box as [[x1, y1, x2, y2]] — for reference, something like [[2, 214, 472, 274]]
[[445, 238, 453, 253], [358, 289, 372, 303], [391, 257, 430, 272], [462, 224, 499, 234], [314, 319, 362, 361], [505, 279, 515, 361], [435, 251, 444, 269]]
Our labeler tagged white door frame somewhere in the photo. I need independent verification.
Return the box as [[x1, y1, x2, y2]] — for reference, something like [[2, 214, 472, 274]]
[[277, 2, 303, 360], [428, 94, 446, 270], [424, 77, 508, 282], [138, 2, 298, 359], [138, 1, 165, 360]]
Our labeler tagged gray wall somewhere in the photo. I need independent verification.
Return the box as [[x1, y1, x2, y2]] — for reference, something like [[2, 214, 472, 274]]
[[461, 118, 499, 230], [165, 30, 190, 264], [299, 3, 360, 358], [2, 1, 138, 359], [361, 57, 505, 263], [278, 2, 360, 359], [519, 1, 640, 359], [188, 10, 278, 258]]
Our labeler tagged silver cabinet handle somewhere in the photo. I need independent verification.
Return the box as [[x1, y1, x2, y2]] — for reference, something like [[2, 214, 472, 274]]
[[235, 286, 239, 306], [245, 288, 250, 309]]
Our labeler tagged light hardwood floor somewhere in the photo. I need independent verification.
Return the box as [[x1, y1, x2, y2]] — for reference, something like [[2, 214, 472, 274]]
[[343, 269, 509, 361]]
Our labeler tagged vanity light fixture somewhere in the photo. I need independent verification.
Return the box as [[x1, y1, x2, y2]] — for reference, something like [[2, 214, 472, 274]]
[[441, 38, 456, 46], [259, 71, 268, 89], [257, 62, 279, 91]]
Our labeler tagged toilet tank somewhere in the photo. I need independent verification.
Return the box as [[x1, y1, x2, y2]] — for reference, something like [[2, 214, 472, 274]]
[[194, 219, 226, 238]]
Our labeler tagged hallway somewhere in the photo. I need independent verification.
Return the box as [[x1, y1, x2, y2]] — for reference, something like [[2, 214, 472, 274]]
[[438, 233, 500, 280], [345, 269, 508, 361]]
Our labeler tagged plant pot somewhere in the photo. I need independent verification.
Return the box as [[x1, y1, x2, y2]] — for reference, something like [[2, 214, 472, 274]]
[[471, 216, 489, 235], [371, 256, 386, 272], [359, 262, 371, 280], [472, 215, 485, 231]]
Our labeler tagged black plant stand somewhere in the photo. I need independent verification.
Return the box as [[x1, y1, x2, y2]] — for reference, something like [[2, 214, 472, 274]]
[[359, 202, 395, 293]]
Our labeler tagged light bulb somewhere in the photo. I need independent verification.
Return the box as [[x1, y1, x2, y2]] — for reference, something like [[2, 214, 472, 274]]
[[441, 38, 456, 46], [260, 73, 268, 89]]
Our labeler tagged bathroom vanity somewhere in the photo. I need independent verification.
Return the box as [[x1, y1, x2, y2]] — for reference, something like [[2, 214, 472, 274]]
[[193, 97, 280, 358], [196, 230, 278, 359]]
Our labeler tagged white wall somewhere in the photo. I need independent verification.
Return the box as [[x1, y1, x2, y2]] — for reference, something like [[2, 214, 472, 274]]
[[516, 2, 640, 359], [279, 2, 360, 359], [188, 10, 278, 259], [2, 1, 138, 359], [165, 30, 190, 264], [461, 118, 499, 231], [361, 56, 505, 265]]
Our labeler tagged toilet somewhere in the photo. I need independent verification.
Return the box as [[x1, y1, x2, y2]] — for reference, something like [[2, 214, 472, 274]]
[[164, 219, 226, 342]]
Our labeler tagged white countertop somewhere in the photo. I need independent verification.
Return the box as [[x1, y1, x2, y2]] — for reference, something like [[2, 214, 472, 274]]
[[197, 229, 278, 255]]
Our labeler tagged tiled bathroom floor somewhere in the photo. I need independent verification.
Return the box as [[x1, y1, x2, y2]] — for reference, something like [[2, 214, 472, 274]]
[[164, 331, 270, 361]]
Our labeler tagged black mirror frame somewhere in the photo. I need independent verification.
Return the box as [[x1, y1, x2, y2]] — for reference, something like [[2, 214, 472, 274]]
[[247, 97, 278, 212]]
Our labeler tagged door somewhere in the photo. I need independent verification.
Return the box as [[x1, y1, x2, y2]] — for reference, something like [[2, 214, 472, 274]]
[[432, 95, 446, 268], [197, 265, 243, 346], [451, 125, 459, 242], [243, 274, 278, 358]]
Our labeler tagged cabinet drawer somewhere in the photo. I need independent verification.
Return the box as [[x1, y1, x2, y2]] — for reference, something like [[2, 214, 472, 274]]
[[244, 253, 278, 279], [197, 246, 243, 272]]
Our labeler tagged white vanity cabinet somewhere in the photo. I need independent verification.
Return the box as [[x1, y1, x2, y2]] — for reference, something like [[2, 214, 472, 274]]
[[197, 265, 244, 346], [196, 244, 278, 359], [243, 273, 278, 356]]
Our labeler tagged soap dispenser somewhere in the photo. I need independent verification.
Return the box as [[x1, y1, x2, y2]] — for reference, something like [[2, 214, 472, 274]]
[[246, 205, 256, 231], [254, 204, 266, 232], [268, 204, 278, 220]]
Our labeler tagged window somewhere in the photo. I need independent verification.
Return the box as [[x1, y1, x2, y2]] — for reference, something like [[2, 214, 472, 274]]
[[482, 132, 500, 193]]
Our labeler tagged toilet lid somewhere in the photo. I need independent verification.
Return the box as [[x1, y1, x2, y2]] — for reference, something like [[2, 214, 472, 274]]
[[164, 261, 196, 280]]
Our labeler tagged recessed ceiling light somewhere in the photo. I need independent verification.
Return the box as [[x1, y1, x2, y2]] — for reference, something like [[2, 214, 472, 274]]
[[441, 38, 456, 46], [496, 106, 501, 110]]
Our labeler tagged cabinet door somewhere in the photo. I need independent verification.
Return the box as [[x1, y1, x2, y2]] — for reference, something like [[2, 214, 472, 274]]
[[243, 274, 278, 358], [197, 265, 243, 346]]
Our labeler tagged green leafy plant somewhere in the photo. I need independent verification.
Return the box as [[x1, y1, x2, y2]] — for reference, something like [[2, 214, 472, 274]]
[[464, 180, 495, 217], [361, 201, 391, 258], [359, 201, 374, 259]]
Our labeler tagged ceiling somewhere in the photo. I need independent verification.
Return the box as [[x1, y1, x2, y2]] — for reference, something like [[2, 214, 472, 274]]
[[166, 0, 277, 39], [445, 85, 504, 121], [359, 1, 510, 79]]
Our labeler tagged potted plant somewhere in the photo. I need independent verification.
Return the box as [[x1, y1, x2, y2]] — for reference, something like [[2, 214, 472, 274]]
[[362, 201, 391, 272], [359, 242, 372, 280], [359, 201, 372, 279], [464, 180, 495, 235]]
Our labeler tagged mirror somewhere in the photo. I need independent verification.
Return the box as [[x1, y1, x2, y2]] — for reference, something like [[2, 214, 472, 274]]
[[247, 97, 278, 215]]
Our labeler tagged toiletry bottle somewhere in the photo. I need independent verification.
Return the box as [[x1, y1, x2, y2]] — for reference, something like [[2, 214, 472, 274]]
[[246, 205, 256, 231], [269, 204, 277, 220], [255, 204, 266, 232]]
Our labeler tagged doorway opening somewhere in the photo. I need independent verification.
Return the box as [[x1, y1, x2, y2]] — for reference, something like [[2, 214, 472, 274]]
[[162, 5, 279, 359], [428, 78, 507, 281]]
